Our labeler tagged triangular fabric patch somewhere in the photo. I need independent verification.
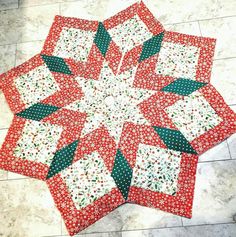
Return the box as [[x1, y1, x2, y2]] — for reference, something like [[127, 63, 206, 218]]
[[153, 126, 197, 154], [16, 103, 60, 121], [111, 149, 133, 200], [41, 54, 72, 74], [139, 32, 164, 62], [94, 22, 112, 57], [161, 78, 207, 96], [46, 140, 79, 179]]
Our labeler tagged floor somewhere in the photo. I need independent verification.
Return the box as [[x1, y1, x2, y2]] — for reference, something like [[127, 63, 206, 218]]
[[0, 0, 236, 236]]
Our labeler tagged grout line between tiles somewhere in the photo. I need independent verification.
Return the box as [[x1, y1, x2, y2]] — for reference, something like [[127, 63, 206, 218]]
[[226, 139, 233, 159], [198, 158, 234, 163], [213, 56, 236, 61], [197, 21, 202, 36], [0, 127, 9, 130], [0, 177, 29, 182], [165, 14, 236, 25], [61, 216, 63, 235], [14, 43, 17, 67]]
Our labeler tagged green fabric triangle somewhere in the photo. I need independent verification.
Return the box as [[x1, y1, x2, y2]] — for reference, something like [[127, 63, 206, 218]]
[[46, 140, 79, 179], [139, 32, 164, 62], [153, 126, 197, 154], [161, 78, 207, 96], [41, 55, 72, 75], [111, 149, 133, 200], [94, 22, 111, 57], [16, 103, 60, 121]]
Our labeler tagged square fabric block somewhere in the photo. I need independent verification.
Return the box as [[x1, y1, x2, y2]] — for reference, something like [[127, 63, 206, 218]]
[[155, 42, 199, 80], [53, 27, 96, 62], [14, 120, 62, 165], [14, 64, 59, 106], [60, 151, 117, 209], [0, 1, 236, 236], [131, 144, 182, 195], [166, 91, 222, 141], [108, 14, 153, 52]]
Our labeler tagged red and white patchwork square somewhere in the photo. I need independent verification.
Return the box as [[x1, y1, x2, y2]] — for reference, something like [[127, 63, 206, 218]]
[[0, 1, 236, 236]]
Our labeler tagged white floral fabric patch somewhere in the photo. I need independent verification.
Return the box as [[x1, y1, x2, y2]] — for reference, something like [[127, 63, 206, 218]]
[[53, 27, 95, 62], [108, 15, 153, 52], [155, 42, 200, 80], [14, 120, 62, 165], [14, 65, 59, 106], [131, 144, 182, 195], [166, 91, 222, 141], [61, 151, 117, 209]]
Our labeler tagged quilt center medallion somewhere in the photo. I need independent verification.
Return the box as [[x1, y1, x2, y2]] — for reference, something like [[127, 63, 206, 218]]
[[66, 63, 156, 143]]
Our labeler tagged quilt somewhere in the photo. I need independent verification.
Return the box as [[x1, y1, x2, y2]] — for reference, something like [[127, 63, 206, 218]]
[[0, 1, 236, 236]]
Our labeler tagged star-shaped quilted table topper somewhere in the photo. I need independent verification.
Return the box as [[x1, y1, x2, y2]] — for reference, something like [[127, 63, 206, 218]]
[[0, 1, 236, 236]]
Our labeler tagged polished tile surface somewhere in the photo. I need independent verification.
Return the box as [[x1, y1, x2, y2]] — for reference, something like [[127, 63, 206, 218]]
[[182, 160, 236, 226], [199, 140, 231, 162], [0, 0, 236, 236], [122, 223, 236, 237], [61, 203, 182, 235], [16, 40, 44, 66], [144, 0, 236, 25], [0, 92, 14, 129], [60, 0, 109, 20], [165, 22, 201, 36], [0, 179, 61, 237], [0, 0, 18, 11], [199, 17, 236, 59], [0, 44, 16, 74], [211, 58, 236, 105], [0, 4, 59, 45]]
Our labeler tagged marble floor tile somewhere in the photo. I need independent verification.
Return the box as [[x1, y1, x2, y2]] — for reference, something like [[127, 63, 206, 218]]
[[199, 17, 236, 59], [16, 40, 44, 66], [165, 22, 201, 36], [0, 44, 16, 74], [143, 0, 236, 25], [122, 223, 236, 237], [61, 203, 182, 235], [0, 92, 14, 129], [60, 0, 109, 20], [0, 0, 18, 11], [227, 105, 236, 159], [19, 0, 89, 8], [0, 4, 59, 45], [19, 0, 61, 7], [0, 128, 8, 148], [182, 160, 236, 226], [211, 58, 236, 105], [0, 179, 61, 237], [7, 172, 28, 180], [199, 140, 231, 162], [104, 0, 138, 19], [0, 170, 7, 180], [227, 134, 236, 159], [0, 129, 8, 180]]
